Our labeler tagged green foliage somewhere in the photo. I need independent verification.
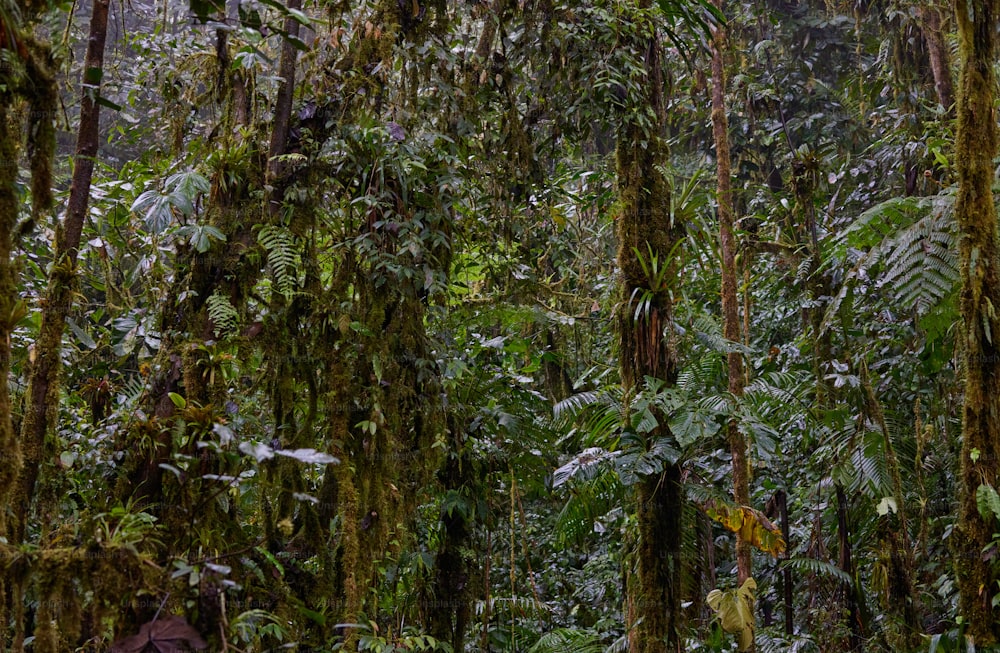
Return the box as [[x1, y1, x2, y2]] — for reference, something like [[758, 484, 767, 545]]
[[256, 224, 301, 297], [529, 627, 605, 653], [205, 292, 239, 337], [2, 0, 981, 648], [825, 191, 958, 333], [130, 169, 210, 233]]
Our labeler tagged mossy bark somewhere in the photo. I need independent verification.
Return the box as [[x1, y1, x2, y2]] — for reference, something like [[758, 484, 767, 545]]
[[614, 6, 685, 651], [14, 0, 107, 547], [710, 0, 753, 605], [0, 102, 22, 653], [952, 0, 1000, 643], [0, 108, 20, 544], [863, 378, 922, 648], [426, 430, 473, 651]]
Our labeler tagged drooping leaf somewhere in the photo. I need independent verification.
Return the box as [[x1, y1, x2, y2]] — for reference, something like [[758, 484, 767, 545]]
[[700, 499, 785, 557], [706, 578, 756, 651]]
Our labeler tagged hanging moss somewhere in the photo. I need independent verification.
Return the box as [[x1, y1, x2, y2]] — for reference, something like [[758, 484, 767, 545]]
[[23, 37, 56, 222]]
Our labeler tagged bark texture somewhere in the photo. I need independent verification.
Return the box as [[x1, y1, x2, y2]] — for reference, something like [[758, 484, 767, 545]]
[[710, 0, 752, 593], [15, 0, 110, 545], [615, 7, 685, 651], [919, 3, 954, 111], [953, 0, 1000, 642]]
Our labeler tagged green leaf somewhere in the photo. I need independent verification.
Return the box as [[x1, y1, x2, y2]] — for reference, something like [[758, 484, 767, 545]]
[[67, 317, 97, 349], [95, 96, 122, 111], [168, 392, 186, 409], [977, 483, 1000, 523]]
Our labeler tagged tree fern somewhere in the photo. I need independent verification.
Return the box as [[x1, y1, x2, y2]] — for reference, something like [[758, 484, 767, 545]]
[[553, 465, 623, 547], [824, 190, 958, 332]]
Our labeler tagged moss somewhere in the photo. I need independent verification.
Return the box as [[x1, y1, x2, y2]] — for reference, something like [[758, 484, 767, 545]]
[[0, 106, 22, 540], [23, 37, 57, 222], [953, 0, 1000, 643]]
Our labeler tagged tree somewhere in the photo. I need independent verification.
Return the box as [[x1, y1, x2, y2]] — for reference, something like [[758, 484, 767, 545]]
[[613, 3, 686, 649], [952, 0, 1000, 642], [709, 0, 752, 596], [15, 0, 111, 547]]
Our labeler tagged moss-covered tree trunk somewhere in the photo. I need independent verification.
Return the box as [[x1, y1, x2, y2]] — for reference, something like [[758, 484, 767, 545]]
[[0, 102, 22, 653], [952, 0, 1000, 642], [710, 0, 752, 598], [616, 7, 685, 651], [0, 108, 19, 548], [15, 0, 110, 545]]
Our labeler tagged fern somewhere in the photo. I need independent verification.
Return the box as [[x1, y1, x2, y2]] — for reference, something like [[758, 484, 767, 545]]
[[824, 190, 959, 332], [206, 292, 239, 338], [257, 224, 300, 297], [529, 628, 604, 653], [780, 556, 853, 586], [553, 447, 619, 488]]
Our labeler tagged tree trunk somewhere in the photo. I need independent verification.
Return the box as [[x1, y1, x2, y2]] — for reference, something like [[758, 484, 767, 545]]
[[427, 419, 473, 651], [14, 0, 110, 545], [615, 6, 685, 650], [864, 377, 923, 647], [835, 484, 864, 651], [919, 2, 954, 111], [776, 490, 792, 635], [710, 0, 752, 595], [952, 0, 1000, 643], [635, 468, 684, 652], [266, 0, 302, 185]]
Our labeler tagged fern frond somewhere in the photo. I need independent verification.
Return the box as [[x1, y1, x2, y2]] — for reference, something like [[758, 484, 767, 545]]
[[257, 224, 301, 297], [529, 628, 604, 653], [553, 447, 619, 488], [206, 292, 239, 338], [780, 556, 853, 586]]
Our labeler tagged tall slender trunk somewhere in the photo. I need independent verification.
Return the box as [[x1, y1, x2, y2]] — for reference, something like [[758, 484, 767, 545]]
[[952, 0, 1000, 643], [615, 7, 685, 650], [266, 0, 302, 186], [14, 0, 111, 545], [776, 490, 792, 635], [919, 2, 954, 111], [835, 485, 863, 651], [0, 103, 23, 653], [710, 0, 752, 591], [864, 377, 922, 646]]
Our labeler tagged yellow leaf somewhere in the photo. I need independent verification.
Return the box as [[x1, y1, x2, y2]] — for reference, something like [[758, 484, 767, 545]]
[[701, 499, 785, 557]]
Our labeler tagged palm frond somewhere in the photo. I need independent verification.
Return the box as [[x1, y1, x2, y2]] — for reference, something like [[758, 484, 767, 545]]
[[554, 466, 623, 547]]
